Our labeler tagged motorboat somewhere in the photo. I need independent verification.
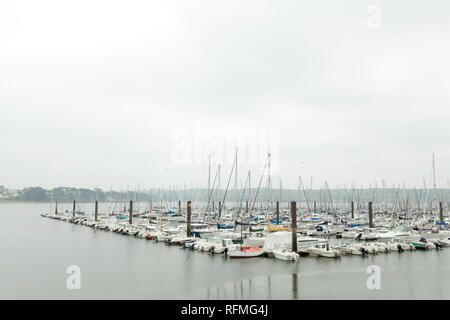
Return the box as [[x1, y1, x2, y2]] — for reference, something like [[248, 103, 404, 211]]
[[306, 242, 340, 258], [272, 248, 299, 261], [227, 246, 264, 258], [411, 237, 430, 250], [438, 237, 450, 247]]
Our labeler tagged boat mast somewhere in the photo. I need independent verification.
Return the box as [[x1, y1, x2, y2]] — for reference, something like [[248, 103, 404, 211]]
[[204, 166, 219, 223], [241, 170, 251, 249], [433, 153, 439, 210], [325, 180, 335, 223], [219, 154, 237, 219], [235, 147, 238, 210], [249, 154, 270, 225], [299, 176, 311, 214], [269, 152, 272, 216], [208, 154, 211, 206], [158, 188, 162, 231], [279, 179, 282, 214]]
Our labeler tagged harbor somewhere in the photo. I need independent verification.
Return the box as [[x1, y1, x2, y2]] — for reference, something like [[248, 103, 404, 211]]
[[2, 0, 450, 303], [37, 153, 450, 264], [39, 197, 450, 262], [2, 202, 450, 299]]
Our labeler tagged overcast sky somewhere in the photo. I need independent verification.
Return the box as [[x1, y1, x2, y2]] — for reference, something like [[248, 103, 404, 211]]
[[1, 0, 450, 190]]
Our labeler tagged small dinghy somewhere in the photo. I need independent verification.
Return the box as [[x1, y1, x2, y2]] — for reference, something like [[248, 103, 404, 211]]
[[272, 249, 299, 262], [227, 246, 264, 258], [308, 242, 341, 258], [438, 238, 450, 247], [411, 237, 429, 250], [183, 240, 197, 249]]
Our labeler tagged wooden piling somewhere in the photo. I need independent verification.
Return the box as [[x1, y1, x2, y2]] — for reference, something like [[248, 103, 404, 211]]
[[178, 200, 181, 215], [440, 202, 444, 223], [187, 201, 192, 237], [313, 201, 317, 214], [95, 200, 98, 221], [129, 200, 133, 225], [369, 202, 373, 228], [276, 201, 280, 222], [351, 201, 354, 219], [291, 201, 297, 252], [245, 201, 249, 213], [72, 201, 75, 217], [219, 201, 222, 217]]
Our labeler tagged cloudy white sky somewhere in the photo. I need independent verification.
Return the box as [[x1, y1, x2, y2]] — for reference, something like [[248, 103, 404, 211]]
[[1, 0, 450, 190]]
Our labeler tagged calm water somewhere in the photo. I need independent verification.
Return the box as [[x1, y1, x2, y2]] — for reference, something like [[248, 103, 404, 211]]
[[1, 203, 449, 299]]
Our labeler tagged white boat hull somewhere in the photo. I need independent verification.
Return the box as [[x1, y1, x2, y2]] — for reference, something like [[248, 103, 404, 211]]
[[227, 249, 264, 258], [273, 250, 299, 261]]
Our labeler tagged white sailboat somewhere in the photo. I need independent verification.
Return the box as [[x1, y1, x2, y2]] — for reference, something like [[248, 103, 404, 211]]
[[272, 248, 299, 261]]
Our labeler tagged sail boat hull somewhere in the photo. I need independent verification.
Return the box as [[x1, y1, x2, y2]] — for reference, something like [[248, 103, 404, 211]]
[[227, 246, 264, 258]]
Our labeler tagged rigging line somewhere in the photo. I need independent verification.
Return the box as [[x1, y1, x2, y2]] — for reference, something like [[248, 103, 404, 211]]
[[202, 166, 219, 224], [299, 176, 311, 213], [218, 156, 237, 219], [249, 154, 270, 223], [235, 171, 250, 224]]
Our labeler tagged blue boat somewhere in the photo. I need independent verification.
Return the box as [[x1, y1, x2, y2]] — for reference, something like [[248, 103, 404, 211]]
[[217, 223, 233, 230]]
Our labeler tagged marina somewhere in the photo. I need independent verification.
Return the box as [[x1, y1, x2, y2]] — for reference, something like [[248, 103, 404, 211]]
[[9, 155, 450, 299], [2, 0, 450, 303], [39, 197, 450, 262], [38, 157, 450, 265], [2, 202, 450, 299]]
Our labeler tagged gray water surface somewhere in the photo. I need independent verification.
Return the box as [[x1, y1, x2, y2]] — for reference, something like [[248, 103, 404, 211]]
[[1, 203, 449, 299]]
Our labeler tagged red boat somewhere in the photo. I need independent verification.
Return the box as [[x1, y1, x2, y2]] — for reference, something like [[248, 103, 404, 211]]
[[227, 246, 264, 258]]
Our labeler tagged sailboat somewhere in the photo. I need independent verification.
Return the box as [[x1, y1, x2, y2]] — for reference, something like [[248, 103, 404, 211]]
[[228, 155, 271, 259], [272, 248, 299, 261], [227, 245, 264, 258]]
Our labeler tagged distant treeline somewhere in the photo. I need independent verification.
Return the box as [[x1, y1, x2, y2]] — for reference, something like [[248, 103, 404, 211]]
[[5, 187, 150, 203], [2, 185, 450, 205]]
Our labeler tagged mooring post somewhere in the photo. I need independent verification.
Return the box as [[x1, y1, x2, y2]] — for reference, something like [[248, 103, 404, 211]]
[[291, 201, 298, 253], [440, 202, 444, 223], [55, 201, 58, 215], [187, 201, 192, 237], [218, 201, 222, 218], [245, 201, 249, 213], [369, 202, 373, 228], [178, 200, 181, 215], [351, 201, 354, 219], [314, 201, 317, 214], [129, 200, 133, 225], [95, 200, 98, 221], [72, 201, 75, 217], [276, 201, 280, 223], [212, 201, 214, 212]]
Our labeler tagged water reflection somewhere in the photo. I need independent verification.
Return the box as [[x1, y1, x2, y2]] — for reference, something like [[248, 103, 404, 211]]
[[3, 203, 450, 299], [205, 273, 301, 300], [292, 273, 298, 300]]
